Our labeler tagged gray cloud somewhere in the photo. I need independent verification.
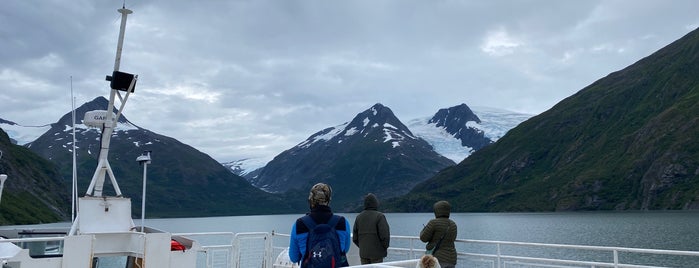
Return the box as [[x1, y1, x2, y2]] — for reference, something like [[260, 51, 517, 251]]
[[2, 0, 698, 162]]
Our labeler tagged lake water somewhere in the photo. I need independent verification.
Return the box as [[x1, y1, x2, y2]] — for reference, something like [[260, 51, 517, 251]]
[[138, 211, 699, 250], [149, 211, 699, 267], [4, 211, 699, 266]]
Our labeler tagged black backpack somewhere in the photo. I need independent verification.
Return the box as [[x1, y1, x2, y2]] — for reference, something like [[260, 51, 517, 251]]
[[301, 215, 348, 267]]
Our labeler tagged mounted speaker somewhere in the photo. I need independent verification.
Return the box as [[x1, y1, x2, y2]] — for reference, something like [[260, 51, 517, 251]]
[[106, 71, 137, 92]]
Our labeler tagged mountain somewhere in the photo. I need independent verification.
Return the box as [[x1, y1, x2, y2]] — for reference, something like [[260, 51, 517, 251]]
[[25, 96, 293, 217], [388, 27, 699, 212], [226, 105, 531, 177], [252, 103, 455, 210], [222, 157, 268, 179], [429, 104, 492, 149], [470, 106, 535, 142], [0, 128, 69, 224], [408, 104, 532, 163]]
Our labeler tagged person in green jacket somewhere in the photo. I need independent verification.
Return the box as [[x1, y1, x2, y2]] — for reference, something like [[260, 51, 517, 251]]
[[419, 200, 457, 268], [352, 193, 391, 264]]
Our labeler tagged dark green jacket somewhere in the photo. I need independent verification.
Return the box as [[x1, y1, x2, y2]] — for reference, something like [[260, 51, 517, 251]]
[[352, 194, 390, 259], [420, 201, 457, 265]]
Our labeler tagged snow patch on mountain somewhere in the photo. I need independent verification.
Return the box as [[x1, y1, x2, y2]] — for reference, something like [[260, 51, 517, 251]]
[[407, 117, 474, 162], [472, 106, 532, 141], [222, 157, 273, 177], [344, 127, 359, 137], [298, 123, 347, 148], [1, 122, 50, 145], [382, 122, 415, 148], [407, 107, 532, 163]]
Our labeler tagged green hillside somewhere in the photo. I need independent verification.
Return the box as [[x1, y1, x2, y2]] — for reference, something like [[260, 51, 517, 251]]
[[0, 129, 68, 225], [388, 28, 699, 212]]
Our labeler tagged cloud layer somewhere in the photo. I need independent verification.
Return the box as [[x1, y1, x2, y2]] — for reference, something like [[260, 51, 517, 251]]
[[2, 0, 698, 162]]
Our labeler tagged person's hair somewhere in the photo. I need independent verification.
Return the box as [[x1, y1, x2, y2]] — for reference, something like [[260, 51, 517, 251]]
[[418, 254, 440, 268]]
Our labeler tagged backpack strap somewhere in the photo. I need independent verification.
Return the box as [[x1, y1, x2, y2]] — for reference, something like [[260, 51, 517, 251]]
[[301, 215, 317, 230], [327, 215, 341, 229], [301, 215, 342, 230]]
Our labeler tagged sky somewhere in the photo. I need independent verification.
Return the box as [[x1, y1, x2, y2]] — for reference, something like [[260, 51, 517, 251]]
[[1, 0, 698, 163]]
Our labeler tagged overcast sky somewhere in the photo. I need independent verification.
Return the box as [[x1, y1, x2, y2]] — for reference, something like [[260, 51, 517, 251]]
[[2, 1, 698, 162]]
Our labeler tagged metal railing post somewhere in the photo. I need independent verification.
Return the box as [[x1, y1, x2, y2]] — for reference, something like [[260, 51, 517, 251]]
[[496, 243, 501, 268], [410, 237, 416, 259], [264, 232, 273, 268]]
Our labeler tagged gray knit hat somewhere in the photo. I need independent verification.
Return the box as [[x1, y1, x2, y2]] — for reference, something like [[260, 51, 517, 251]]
[[308, 183, 332, 207]]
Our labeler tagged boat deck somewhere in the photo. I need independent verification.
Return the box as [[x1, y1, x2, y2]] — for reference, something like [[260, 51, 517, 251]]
[[4, 228, 699, 267]]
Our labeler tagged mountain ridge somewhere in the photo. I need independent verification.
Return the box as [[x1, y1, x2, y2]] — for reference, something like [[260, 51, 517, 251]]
[[23, 96, 294, 217], [226, 105, 532, 176], [252, 103, 455, 210], [387, 27, 699, 212]]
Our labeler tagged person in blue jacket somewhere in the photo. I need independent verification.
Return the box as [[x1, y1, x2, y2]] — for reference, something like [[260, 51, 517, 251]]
[[289, 183, 351, 266]]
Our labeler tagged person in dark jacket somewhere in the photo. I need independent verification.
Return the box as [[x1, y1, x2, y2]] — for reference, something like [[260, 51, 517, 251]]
[[419, 200, 457, 268], [289, 183, 351, 267], [352, 193, 390, 264]]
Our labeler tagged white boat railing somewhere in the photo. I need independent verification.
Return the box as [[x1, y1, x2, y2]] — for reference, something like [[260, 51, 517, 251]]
[[186, 232, 699, 268], [173, 231, 276, 268], [4, 231, 699, 267], [374, 235, 699, 268], [453, 238, 699, 268]]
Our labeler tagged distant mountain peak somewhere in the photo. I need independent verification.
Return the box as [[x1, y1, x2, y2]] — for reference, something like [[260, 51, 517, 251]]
[[252, 103, 455, 208], [424, 103, 491, 151], [298, 103, 416, 150], [0, 118, 17, 125], [429, 103, 481, 127], [350, 103, 414, 137], [56, 96, 131, 127]]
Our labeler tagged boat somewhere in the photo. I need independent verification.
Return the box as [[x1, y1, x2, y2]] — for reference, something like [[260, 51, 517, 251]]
[[2, 5, 699, 268]]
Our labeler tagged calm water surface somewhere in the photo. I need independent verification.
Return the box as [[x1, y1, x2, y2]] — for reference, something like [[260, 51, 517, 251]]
[[139, 211, 699, 251], [5, 211, 699, 266]]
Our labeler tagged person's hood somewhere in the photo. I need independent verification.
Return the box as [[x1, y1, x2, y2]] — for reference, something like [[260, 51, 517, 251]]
[[364, 193, 379, 210], [433, 200, 451, 218]]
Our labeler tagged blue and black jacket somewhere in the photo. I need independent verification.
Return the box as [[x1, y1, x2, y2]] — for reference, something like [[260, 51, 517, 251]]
[[288, 205, 351, 264]]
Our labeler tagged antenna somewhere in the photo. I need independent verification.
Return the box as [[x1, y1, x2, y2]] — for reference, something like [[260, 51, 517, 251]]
[[69, 5, 139, 237], [71, 76, 78, 223], [84, 7, 137, 197], [137, 151, 152, 232]]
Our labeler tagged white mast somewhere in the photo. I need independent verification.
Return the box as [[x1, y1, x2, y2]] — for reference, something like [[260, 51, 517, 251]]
[[71, 76, 78, 222], [69, 6, 138, 236], [84, 7, 136, 197]]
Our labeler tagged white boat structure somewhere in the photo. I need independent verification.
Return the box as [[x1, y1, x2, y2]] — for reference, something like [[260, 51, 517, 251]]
[[2, 5, 699, 268]]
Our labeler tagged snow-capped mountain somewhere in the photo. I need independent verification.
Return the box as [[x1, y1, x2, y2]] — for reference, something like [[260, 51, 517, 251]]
[[17, 96, 293, 217], [221, 157, 270, 178], [251, 103, 455, 210], [408, 104, 532, 163], [298, 103, 419, 149], [226, 104, 533, 176]]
